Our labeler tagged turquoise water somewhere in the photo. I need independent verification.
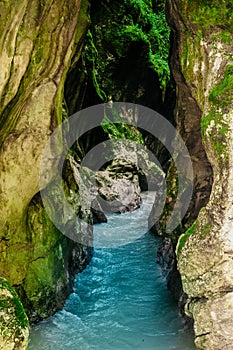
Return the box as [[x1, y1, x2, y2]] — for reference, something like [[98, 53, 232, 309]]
[[29, 193, 195, 350]]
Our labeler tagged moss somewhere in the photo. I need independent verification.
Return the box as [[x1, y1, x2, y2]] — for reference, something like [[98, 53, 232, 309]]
[[20, 194, 69, 320], [209, 65, 233, 107], [85, 30, 107, 101], [186, 0, 233, 31], [0, 277, 29, 339], [201, 110, 229, 161], [181, 41, 195, 88], [176, 222, 197, 255], [201, 65, 232, 165], [176, 221, 212, 255], [101, 112, 144, 143], [212, 31, 232, 44], [180, 29, 205, 107], [157, 160, 180, 238], [202, 224, 212, 235], [84, 0, 170, 100]]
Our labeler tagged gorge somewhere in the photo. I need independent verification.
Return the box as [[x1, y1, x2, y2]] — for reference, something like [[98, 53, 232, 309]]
[[0, 1, 233, 350]]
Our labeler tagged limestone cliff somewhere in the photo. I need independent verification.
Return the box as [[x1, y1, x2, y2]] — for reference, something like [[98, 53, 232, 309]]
[[167, 1, 233, 349], [0, 0, 92, 334]]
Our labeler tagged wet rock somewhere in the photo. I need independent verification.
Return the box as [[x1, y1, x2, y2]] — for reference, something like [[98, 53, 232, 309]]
[[157, 238, 193, 329], [91, 198, 108, 224], [15, 156, 93, 323], [95, 168, 141, 213], [0, 277, 29, 350]]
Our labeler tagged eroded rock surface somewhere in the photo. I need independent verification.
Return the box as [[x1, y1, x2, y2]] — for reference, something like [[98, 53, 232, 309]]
[[0, 0, 92, 329], [167, 1, 233, 348], [0, 277, 29, 350]]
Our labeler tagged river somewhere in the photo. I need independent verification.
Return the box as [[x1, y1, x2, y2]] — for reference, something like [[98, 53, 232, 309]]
[[29, 192, 195, 350]]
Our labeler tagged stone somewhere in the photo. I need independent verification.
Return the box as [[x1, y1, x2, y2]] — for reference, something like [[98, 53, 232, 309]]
[[91, 198, 108, 224], [0, 277, 29, 350], [95, 168, 141, 213]]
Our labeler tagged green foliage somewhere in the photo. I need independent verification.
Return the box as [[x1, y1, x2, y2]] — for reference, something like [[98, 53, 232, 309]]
[[85, 30, 107, 101], [122, 0, 171, 90], [84, 0, 170, 100], [101, 114, 144, 143]]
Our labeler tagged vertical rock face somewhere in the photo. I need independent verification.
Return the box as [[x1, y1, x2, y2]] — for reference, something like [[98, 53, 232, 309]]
[[167, 1, 233, 349], [0, 0, 92, 328]]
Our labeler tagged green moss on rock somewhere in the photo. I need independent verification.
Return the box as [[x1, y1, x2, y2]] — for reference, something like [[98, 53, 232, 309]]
[[0, 277, 29, 349], [176, 222, 197, 255], [176, 221, 212, 255], [201, 65, 232, 165], [186, 0, 233, 32], [101, 113, 144, 143], [209, 65, 233, 108], [0, 0, 92, 325]]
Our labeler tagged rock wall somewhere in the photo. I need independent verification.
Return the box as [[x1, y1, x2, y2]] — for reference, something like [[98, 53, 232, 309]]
[[0, 0, 92, 330], [167, 1, 233, 349]]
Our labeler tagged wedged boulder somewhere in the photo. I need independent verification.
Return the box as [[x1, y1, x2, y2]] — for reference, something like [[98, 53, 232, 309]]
[[95, 165, 142, 213], [80, 162, 142, 214], [90, 143, 165, 214]]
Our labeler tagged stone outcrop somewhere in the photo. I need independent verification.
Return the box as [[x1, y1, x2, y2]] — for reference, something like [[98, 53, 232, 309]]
[[94, 161, 142, 213], [89, 141, 165, 213], [0, 277, 29, 350], [167, 1, 233, 349]]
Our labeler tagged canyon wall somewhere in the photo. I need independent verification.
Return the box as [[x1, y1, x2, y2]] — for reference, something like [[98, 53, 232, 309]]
[[167, 1, 233, 349], [0, 2, 92, 345]]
